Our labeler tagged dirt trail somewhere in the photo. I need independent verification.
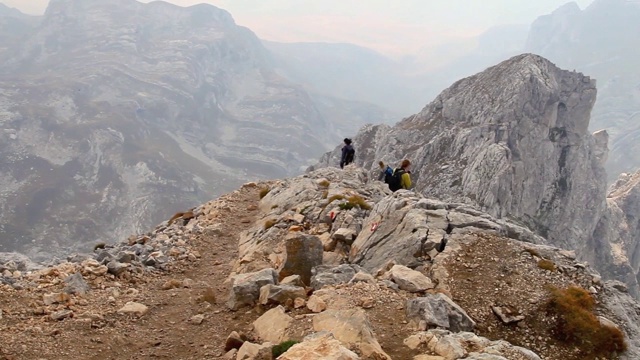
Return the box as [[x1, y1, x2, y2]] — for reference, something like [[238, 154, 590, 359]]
[[1, 185, 261, 360]]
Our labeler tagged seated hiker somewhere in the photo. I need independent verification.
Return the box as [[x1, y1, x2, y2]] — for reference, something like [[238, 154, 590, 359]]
[[385, 159, 412, 192], [378, 161, 393, 181], [340, 138, 355, 169]]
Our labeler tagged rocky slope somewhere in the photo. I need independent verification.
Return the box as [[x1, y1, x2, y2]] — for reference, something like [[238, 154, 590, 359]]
[[314, 53, 640, 298], [0, 0, 387, 260], [525, 0, 640, 180], [1, 166, 638, 359]]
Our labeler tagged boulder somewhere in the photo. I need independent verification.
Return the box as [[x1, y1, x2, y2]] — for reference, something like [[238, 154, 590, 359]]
[[279, 332, 360, 360], [279, 233, 323, 285], [311, 264, 361, 290], [333, 228, 357, 244], [406, 294, 476, 332], [227, 268, 278, 310], [259, 284, 306, 305], [313, 309, 390, 359], [386, 265, 434, 292], [63, 273, 90, 295], [280, 275, 305, 287], [236, 341, 273, 360], [253, 305, 293, 344], [307, 295, 328, 313]]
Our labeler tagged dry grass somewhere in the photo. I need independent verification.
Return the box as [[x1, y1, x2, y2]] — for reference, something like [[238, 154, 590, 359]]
[[546, 286, 627, 356], [524, 248, 542, 258], [538, 259, 556, 271], [327, 194, 346, 204], [318, 179, 330, 187], [322, 190, 329, 199], [264, 219, 277, 230], [347, 195, 372, 210], [259, 187, 270, 199], [202, 288, 217, 305]]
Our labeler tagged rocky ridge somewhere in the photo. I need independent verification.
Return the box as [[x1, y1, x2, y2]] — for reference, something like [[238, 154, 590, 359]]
[[314, 53, 640, 298], [2, 166, 639, 359]]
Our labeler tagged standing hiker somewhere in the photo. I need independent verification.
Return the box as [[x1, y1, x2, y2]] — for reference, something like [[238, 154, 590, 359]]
[[340, 138, 355, 169]]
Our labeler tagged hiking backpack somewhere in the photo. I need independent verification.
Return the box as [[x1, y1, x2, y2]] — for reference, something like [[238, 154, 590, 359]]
[[345, 147, 355, 165], [386, 168, 405, 192]]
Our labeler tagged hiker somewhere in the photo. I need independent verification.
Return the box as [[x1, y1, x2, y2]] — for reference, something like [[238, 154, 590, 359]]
[[340, 138, 355, 169], [378, 161, 393, 181], [384, 159, 412, 192]]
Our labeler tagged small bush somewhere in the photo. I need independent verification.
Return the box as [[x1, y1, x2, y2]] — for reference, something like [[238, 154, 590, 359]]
[[547, 286, 627, 356], [272, 340, 300, 357], [318, 179, 330, 187], [322, 190, 329, 199], [271, 205, 278, 209], [327, 194, 345, 204], [347, 195, 372, 210], [264, 219, 277, 230], [338, 202, 355, 210], [93, 242, 106, 251], [538, 259, 556, 271], [202, 288, 216, 304], [259, 187, 270, 199]]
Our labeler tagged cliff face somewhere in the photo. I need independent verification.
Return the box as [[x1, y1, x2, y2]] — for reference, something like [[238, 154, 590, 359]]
[[525, 0, 640, 181], [0, 0, 388, 260], [315, 54, 640, 296]]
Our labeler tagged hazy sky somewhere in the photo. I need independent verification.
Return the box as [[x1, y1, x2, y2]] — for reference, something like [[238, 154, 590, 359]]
[[3, 0, 594, 55]]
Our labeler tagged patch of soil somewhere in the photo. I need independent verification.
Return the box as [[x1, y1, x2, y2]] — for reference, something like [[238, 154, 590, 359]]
[[442, 233, 619, 360]]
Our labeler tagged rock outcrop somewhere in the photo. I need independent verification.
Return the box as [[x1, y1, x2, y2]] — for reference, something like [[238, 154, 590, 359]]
[[525, 0, 640, 181], [314, 53, 640, 297]]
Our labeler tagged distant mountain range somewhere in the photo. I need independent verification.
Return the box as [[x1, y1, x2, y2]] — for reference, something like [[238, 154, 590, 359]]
[[0, 0, 392, 260]]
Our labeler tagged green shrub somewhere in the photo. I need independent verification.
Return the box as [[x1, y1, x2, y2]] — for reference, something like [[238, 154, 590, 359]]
[[546, 286, 627, 356], [272, 340, 300, 357]]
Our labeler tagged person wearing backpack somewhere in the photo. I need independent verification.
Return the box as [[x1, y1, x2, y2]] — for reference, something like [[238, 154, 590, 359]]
[[378, 161, 393, 181], [340, 138, 355, 169], [385, 159, 412, 192]]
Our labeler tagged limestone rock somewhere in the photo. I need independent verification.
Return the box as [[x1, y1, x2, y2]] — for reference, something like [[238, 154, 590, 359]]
[[406, 294, 476, 332], [386, 265, 434, 292], [252, 305, 293, 344], [224, 331, 245, 352], [307, 295, 328, 313], [313, 309, 391, 359], [259, 284, 306, 305], [278, 233, 323, 285], [280, 275, 305, 287], [63, 273, 90, 295], [227, 268, 278, 310], [311, 264, 362, 290], [236, 341, 273, 360], [278, 332, 360, 360], [117, 302, 149, 317]]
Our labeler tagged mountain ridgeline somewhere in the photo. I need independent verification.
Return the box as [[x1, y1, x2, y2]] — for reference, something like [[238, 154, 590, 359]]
[[0, 0, 390, 260], [315, 53, 640, 298]]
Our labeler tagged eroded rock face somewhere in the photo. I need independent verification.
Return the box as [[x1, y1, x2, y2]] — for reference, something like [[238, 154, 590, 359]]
[[315, 53, 640, 296]]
